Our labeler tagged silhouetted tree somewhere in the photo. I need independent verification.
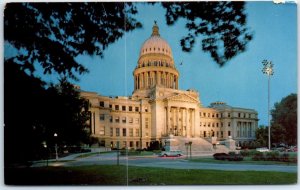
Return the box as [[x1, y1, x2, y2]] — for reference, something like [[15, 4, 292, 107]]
[[5, 2, 252, 80], [255, 126, 268, 147], [271, 93, 297, 145], [162, 1, 252, 66]]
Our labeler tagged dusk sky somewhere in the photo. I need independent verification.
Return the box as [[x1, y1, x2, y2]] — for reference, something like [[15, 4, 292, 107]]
[[4, 1, 298, 126]]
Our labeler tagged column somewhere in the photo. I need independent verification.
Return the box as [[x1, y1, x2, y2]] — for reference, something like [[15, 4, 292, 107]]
[[176, 107, 179, 136], [166, 106, 170, 135], [187, 109, 190, 137]]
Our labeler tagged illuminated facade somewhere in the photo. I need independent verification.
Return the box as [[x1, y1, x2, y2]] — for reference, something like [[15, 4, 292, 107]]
[[81, 23, 258, 150]]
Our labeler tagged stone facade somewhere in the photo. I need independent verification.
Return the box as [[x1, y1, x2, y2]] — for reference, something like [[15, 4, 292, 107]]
[[81, 23, 258, 150]]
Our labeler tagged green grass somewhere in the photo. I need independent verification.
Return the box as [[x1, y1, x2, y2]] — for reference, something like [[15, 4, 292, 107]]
[[190, 156, 297, 166], [5, 165, 297, 185]]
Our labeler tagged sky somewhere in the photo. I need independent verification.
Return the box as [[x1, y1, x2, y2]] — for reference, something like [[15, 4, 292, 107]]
[[3, 1, 298, 126]]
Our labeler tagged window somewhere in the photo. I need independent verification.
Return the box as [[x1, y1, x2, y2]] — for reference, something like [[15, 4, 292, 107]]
[[123, 141, 127, 148], [203, 122, 206, 127], [129, 106, 133, 111], [203, 131, 206, 137], [145, 107, 148, 112], [221, 131, 224, 138], [130, 141, 134, 147], [228, 113, 231, 117], [199, 112, 202, 117], [212, 113, 215, 118], [122, 117, 126, 123], [109, 116, 113, 123], [146, 132, 149, 137], [145, 118, 149, 128], [122, 106, 126, 111], [221, 122, 223, 127], [115, 116, 120, 123], [208, 123, 210, 127], [100, 114, 105, 121], [100, 101, 104, 107], [208, 113, 210, 117], [129, 118, 133, 124], [135, 118, 139, 124], [136, 141, 139, 148], [228, 122, 231, 127], [110, 128, 113, 137], [238, 113, 241, 118], [136, 129, 139, 136], [203, 113, 206, 117], [212, 123, 215, 127], [199, 122, 202, 127], [217, 131, 219, 137], [123, 128, 126, 136], [135, 107, 139, 112], [216, 114, 219, 118], [129, 129, 133, 137], [115, 105, 119, 110], [116, 128, 120, 136], [228, 131, 231, 137], [99, 127, 105, 135], [109, 104, 112, 109]]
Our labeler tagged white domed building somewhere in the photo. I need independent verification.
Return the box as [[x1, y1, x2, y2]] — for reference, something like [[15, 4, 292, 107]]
[[81, 23, 258, 152]]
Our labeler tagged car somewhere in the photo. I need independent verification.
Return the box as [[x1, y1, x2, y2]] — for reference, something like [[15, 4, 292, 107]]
[[159, 150, 183, 157], [256, 147, 269, 152]]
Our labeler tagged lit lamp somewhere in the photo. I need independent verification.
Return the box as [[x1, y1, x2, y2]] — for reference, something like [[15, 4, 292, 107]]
[[54, 133, 58, 161], [261, 60, 274, 150]]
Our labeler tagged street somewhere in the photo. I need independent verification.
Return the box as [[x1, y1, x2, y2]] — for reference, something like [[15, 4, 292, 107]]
[[31, 152, 297, 173]]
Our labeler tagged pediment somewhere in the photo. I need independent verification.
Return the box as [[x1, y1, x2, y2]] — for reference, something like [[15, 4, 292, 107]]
[[165, 93, 199, 103]]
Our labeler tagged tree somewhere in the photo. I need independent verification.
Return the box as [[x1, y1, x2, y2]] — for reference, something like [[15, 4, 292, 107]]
[[4, 2, 252, 81], [271, 93, 297, 145], [161, 1, 252, 66], [255, 126, 268, 147]]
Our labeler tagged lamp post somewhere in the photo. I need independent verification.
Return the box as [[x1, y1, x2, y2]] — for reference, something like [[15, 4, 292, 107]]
[[54, 133, 58, 161], [261, 60, 274, 150]]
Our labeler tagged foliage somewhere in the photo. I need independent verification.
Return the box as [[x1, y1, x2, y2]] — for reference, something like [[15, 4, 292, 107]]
[[251, 151, 296, 163], [213, 152, 243, 161], [4, 2, 252, 82], [271, 93, 297, 145], [4, 60, 91, 165], [254, 125, 268, 147], [4, 2, 141, 80], [161, 1, 253, 66]]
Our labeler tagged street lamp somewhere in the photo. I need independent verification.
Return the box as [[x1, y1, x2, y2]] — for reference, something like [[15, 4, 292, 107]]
[[261, 60, 274, 150], [54, 133, 58, 161]]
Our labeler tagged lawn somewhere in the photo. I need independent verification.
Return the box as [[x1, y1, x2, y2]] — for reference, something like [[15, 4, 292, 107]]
[[5, 165, 297, 185]]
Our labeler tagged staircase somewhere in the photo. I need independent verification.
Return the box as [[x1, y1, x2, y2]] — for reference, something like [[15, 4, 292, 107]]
[[172, 136, 231, 156]]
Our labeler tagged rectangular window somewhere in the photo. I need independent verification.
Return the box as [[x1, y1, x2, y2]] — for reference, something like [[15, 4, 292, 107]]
[[199, 112, 202, 117], [228, 122, 231, 127], [122, 128, 126, 136], [135, 129, 139, 136], [217, 131, 219, 137], [110, 128, 113, 137], [221, 122, 223, 127], [212, 123, 215, 127], [216, 123, 219, 127], [238, 113, 241, 118], [130, 141, 134, 147], [135, 107, 139, 112], [212, 113, 215, 118], [136, 141, 139, 148], [116, 128, 120, 136], [135, 118, 139, 124], [216, 114, 219, 118], [203, 122, 206, 127], [145, 107, 148, 112], [208, 113, 210, 117], [100, 114, 105, 121], [109, 116, 113, 123], [122, 106, 126, 111], [115, 116, 120, 123], [203, 131, 206, 137], [129, 128, 133, 137], [199, 122, 202, 127], [228, 131, 231, 137], [123, 141, 127, 148], [122, 117, 126, 123], [221, 131, 224, 138], [100, 101, 104, 107], [109, 104, 112, 109], [145, 118, 149, 129], [146, 132, 149, 137], [228, 113, 231, 117], [99, 127, 105, 135], [129, 118, 133, 124], [129, 106, 133, 111], [203, 113, 206, 117], [208, 122, 210, 127], [115, 105, 119, 110]]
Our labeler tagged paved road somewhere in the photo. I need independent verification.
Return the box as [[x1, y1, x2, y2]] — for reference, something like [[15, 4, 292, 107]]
[[31, 152, 297, 173]]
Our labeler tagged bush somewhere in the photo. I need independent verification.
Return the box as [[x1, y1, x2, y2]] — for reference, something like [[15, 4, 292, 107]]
[[252, 151, 264, 161], [213, 153, 228, 160], [280, 153, 290, 162], [227, 153, 244, 161], [265, 151, 279, 161]]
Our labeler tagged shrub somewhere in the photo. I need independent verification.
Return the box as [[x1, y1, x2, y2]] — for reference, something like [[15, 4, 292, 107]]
[[213, 153, 228, 160], [252, 151, 264, 161], [227, 153, 244, 161], [266, 151, 279, 161], [280, 153, 290, 162]]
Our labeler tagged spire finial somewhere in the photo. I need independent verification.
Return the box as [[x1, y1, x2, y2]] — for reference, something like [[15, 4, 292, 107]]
[[152, 21, 160, 36]]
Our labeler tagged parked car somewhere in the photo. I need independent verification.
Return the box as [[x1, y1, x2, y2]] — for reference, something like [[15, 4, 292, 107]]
[[256, 147, 269, 152], [159, 150, 183, 157]]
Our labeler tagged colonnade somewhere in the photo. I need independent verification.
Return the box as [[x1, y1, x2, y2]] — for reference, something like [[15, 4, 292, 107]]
[[165, 106, 195, 137], [134, 71, 178, 90], [236, 122, 254, 138]]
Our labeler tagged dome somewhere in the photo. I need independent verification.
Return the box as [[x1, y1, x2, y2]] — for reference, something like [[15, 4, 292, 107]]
[[139, 23, 173, 57]]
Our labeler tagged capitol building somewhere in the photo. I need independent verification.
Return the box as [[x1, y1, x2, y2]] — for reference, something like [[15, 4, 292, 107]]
[[81, 23, 258, 152]]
